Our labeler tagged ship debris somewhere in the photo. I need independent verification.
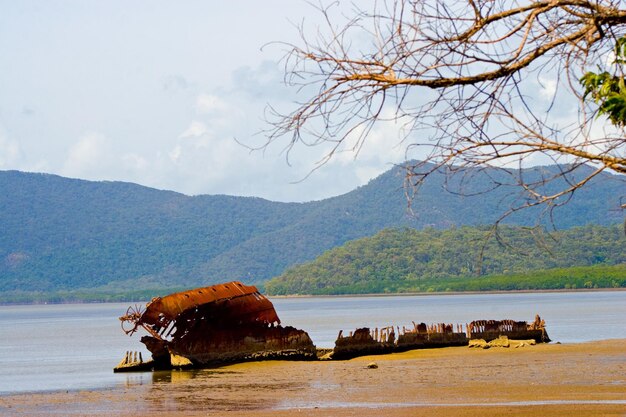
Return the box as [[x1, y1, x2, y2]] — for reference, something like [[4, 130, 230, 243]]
[[115, 281, 316, 372], [331, 315, 550, 360], [115, 282, 551, 371]]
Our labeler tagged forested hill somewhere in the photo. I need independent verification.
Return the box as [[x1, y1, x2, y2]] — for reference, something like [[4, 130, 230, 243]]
[[0, 163, 623, 301], [264, 225, 626, 295]]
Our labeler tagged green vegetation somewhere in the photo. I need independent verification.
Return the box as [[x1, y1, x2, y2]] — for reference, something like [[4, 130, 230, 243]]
[[0, 165, 623, 303], [408, 265, 626, 293], [581, 37, 626, 127], [265, 225, 626, 295], [0, 287, 186, 305]]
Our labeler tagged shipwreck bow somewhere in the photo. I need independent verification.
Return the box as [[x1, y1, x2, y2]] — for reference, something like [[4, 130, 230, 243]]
[[116, 281, 316, 372]]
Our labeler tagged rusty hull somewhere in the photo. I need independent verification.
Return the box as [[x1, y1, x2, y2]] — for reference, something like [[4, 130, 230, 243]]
[[120, 281, 280, 339], [468, 317, 550, 343], [332, 316, 549, 360], [117, 281, 315, 371]]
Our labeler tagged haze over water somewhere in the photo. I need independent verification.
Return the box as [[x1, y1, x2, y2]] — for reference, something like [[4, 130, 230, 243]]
[[0, 291, 624, 395]]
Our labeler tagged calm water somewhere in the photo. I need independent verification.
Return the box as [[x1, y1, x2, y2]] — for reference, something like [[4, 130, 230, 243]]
[[0, 291, 624, 395]]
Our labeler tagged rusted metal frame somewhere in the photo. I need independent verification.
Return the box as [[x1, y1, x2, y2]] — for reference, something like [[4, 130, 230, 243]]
[[141, 282, 261, 324], [119, 282, 281, 343]]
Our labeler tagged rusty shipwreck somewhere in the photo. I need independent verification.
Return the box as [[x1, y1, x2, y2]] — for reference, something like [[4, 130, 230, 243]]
[[115, 281, 316, 372], [332, 315, 550, 360], [115, 282, 550, 371]]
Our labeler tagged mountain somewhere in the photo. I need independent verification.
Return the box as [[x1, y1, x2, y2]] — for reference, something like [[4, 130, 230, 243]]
[[264, 225, 626, 295], [0, 163, 623, 301]]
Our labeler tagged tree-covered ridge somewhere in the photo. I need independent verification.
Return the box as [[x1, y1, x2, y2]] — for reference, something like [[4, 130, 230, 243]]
[[0, 164, 623, 301], [264, 225, 626, 295]]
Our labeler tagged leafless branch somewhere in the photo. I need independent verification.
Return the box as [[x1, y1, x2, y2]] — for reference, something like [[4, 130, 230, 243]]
[[265, 0, 626, 228]]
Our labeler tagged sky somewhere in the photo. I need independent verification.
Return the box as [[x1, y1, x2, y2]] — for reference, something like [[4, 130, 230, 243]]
[[0, 0, 411, 202]]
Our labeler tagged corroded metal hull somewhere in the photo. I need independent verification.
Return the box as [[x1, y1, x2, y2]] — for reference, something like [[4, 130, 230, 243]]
[[332, 316, 550, 360], [116, 283, 551, 371], [168, 324, 316, 366], [116, 281, 315, 372]]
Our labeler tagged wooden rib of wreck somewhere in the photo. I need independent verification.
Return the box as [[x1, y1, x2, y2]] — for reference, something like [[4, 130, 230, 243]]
[[332, 315, 550, 360], [115, 281, 316, 372]]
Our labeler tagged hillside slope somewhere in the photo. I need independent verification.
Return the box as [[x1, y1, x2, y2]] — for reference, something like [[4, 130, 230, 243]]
[[184, 164, 625, 281], [265, 225, 626, 295], [0, 163, 623, 299]]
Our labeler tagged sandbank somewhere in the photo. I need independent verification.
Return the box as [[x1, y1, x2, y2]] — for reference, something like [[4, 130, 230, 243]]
[[1, 339, 624, 416]]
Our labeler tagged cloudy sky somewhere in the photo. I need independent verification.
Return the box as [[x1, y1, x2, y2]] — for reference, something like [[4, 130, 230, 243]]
[[0, 0, 413, 202]]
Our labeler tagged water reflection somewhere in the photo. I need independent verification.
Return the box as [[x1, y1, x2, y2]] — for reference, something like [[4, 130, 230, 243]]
[[150, 368, 241, 384], [142, 365, 297, 412], [123, 372, 150, 388]]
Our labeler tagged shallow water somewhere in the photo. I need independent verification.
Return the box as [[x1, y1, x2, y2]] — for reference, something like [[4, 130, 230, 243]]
[[274, 291, 626, 346], [0, 290, 624, 395]]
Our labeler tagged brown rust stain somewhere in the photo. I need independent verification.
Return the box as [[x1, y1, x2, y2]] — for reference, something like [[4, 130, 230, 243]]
[[143, 282, 278, 324], [332, 315, 550, 360], [117, 281, 316, 370], [120, 281, 280, 340]]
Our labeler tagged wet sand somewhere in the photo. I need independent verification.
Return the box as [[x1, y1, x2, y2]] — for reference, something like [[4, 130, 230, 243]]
[[1, 339, 625, 416]]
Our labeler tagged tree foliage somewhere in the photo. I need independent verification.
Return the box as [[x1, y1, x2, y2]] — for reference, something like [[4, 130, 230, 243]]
[[264, 225, 626, 295], [581, 36, 626, 126], [268, 0, 626, 223], [1, 168, 622, 302]]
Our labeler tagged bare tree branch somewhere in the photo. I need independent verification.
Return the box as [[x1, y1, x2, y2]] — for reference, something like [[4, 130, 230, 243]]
[[266, 0, 626, 227]]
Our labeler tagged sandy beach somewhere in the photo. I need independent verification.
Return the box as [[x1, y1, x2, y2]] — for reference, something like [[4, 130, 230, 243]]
[[1, 339, 625, 417]]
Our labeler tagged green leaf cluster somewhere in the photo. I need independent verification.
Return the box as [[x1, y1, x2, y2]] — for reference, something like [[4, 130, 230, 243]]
[[581, 36, 626, 126]]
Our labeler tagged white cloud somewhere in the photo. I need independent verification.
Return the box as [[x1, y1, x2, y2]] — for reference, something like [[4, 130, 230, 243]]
[[122, 153, 148, 172], [0, 0, 415, 203], [538, 76, 558, 99], [326, 107, 408, 183], [162, 74, 190, 92], [0, 129, 21, 168], [195, 94, 228, 114], [169, 145, 182, 164], [179, 120, 209, 139], [62, 132, 113, 179]]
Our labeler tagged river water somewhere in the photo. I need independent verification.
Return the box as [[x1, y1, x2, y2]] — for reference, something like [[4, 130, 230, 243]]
[[0, 291, 624, 395]]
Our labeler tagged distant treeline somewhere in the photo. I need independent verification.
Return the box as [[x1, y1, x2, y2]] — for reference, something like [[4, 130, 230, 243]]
[[1, 164, 623, 299], [2, 264, 623, 304], [265, 225, 626, 295], [0, 287, 187, 305]]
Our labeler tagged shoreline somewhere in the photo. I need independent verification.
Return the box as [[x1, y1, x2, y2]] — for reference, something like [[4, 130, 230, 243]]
[[1, 338, 624, 416], [1, 287, 625, 306], [1, 337, 624, 397], [268, 287, 626, 299]]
